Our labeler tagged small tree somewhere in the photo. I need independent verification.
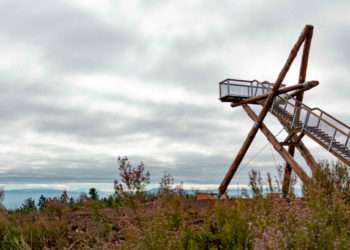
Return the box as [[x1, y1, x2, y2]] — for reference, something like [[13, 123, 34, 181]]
[[0, 188, 5, 209], [21, 198, 36, 211], [159, 172, 174, 193], [103, 195, 114, 207], [0, 188, 4, 203], [38, 195, 48, 211], [78, 192, 88, 203], [175, 181, 186, 197], [114, 156, 150, 195], [68, 197, 75, 208], [89, 187, 99, 200], [249, 169, 263, 197], [60, 190, 69, 204]]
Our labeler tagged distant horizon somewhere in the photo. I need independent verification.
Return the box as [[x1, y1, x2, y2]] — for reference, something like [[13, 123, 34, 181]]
[[1, 181, 304, 209], [0, 181, 258, 192]]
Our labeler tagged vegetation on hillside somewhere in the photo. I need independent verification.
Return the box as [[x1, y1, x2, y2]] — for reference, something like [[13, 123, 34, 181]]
[[0, 160, 349, 249]]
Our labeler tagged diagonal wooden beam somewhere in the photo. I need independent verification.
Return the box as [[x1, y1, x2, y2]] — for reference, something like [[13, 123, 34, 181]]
[[296, 143, 320, 174], [292, 131, 305, 145], [242, 104, 310, 184], [274, 112, 320, 174], [218, 25, 311, 195], [283, 25, 314, 196], [274, 25, 313, 84], [281, 130, 298, 146]]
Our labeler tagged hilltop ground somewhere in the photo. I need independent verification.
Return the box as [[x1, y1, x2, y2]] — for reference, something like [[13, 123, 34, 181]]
[[1, 161, 350, 249]]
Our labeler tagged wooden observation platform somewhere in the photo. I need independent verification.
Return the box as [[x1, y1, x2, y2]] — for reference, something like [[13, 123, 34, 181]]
[[218, 25, 350, 197]]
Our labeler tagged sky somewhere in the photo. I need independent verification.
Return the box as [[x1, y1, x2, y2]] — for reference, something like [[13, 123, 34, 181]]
[[0, 0, 349, 188]]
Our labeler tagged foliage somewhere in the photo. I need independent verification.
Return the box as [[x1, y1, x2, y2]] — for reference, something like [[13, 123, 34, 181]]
[[38, 195, 48, 211], [159, 172, 175, 193], [0, 189, 4, 205], [60, 190, 69, 203], [0, 161, 350, 249], [68, 197, 75, 208], [20, 198, 36, 212], [88, 187, 99, 200], [114, 156, 150, 196]]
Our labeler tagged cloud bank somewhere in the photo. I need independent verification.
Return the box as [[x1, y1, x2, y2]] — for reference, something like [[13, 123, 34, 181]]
[[0, 0, 349, 185]]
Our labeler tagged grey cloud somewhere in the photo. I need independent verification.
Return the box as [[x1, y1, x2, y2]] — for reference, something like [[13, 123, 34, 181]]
[[0, 0, 139, 73], [0, 0, 348, 185]]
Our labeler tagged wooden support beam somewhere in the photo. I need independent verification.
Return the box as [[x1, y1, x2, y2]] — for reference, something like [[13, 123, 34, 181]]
[[274, 113, 320, 173], [218, 25, 311, 196], [283, 25, 314, 196], [281, 130, 298, 146], [255, 87, 318, 108], [293, 131, 305, 145], [274, 25, 313, 84], [281, 131, 305, 146], [242, 104, 310, 184], [230, 81, 318, 108], [296, 143, 319, 174]]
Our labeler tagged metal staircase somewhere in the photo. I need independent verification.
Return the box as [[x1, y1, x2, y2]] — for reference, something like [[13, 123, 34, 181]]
[[219, 79, 350, 165]]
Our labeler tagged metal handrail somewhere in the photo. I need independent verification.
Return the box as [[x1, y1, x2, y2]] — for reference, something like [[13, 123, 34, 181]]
[[272, 95, 350, 152], [219, 82, 265, 89], [219, 78, 256, 84], [311, 107, 350, 134], [276, 95, 350, 138], [219, 78, 286, 88]]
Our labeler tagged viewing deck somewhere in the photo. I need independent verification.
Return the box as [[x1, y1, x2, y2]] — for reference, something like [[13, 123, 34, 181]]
[[219, 79, 285, 102]]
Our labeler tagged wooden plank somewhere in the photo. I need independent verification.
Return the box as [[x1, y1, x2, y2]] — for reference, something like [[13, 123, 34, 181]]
[[219, 25, 311, 196]]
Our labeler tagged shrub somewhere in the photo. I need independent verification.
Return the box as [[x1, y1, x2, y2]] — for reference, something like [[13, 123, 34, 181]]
[[88, 188, 99, 200], [159, 172, 174, 194], [1, 161, 350, 249], [20, 198, 36, 212], [38, 195, 48, 211], [114, 156, 150, 196], [60, 190, 69, 204]]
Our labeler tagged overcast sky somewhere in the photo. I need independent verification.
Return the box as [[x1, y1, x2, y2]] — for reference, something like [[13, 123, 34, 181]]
[[0, 0, 349, 186]]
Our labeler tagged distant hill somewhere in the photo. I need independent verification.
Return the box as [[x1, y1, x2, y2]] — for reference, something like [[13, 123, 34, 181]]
[[2, 187, 243, 210], [3, 188, 109, 209]]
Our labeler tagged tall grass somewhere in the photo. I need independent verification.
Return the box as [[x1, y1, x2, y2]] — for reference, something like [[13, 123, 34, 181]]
[[0, 161, 350, 249]]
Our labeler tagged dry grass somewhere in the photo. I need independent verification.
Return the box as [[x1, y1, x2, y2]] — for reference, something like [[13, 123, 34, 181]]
[[1, 161, 350, 249]]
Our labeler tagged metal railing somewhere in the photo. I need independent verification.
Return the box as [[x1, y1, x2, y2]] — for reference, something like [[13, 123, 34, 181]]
[[219, 79, 279, 100], [219, 79, 350, 156], [272, 95, 350, 154]]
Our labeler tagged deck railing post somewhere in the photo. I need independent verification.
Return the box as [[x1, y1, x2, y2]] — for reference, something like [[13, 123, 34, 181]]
[[291, 107, 298, 128], [303, 110, 310, 129], [283, 100, 288, 112], [328, 129, 337, 151], [316, 112, 323, 128]]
